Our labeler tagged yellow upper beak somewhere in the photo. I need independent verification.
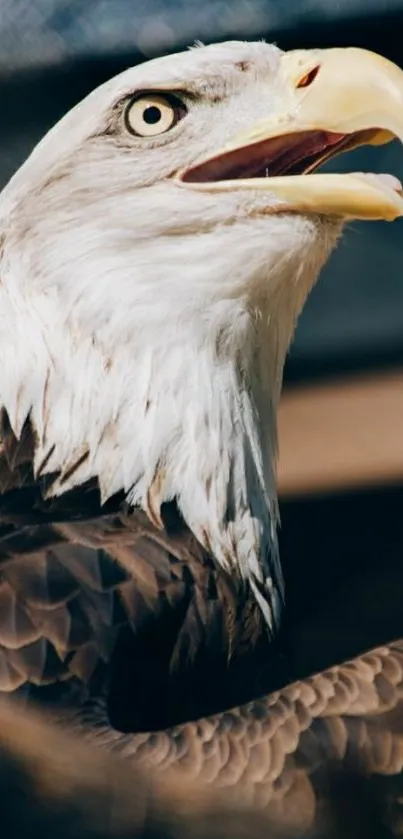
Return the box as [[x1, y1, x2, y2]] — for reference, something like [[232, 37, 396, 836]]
[[180, 47, 403, 221]]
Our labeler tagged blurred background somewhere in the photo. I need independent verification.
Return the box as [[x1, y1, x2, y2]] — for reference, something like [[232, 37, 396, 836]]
[[1, 0, 403, 685]]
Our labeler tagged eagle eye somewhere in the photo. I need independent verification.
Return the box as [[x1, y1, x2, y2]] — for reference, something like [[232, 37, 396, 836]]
[[124, 92, 187, 137]]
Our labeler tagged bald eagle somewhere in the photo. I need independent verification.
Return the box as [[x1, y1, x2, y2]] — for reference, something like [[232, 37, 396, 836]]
[[1, 39, 403, 836]]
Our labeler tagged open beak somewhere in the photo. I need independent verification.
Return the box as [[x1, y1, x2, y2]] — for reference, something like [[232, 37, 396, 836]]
[[179, 47, 403, 221]]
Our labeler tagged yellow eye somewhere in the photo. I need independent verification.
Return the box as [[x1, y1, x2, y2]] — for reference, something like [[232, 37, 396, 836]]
[[124, 92, 186, 137]]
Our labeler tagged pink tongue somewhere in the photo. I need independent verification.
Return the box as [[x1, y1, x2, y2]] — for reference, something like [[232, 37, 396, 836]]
[[182, 130, 346, 183]]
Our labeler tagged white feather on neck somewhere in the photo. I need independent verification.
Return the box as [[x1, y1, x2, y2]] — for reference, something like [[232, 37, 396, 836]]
[[0, 159, 341, 630]]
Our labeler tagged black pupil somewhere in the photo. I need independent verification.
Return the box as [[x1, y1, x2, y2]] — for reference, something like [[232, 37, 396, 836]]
[[144, 105, 163, 125]]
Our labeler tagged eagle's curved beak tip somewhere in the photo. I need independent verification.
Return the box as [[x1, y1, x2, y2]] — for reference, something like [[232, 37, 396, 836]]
[[180, 46, 403, 222]]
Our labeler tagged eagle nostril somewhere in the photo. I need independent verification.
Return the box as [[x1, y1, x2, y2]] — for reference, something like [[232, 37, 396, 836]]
[[296, 65, 320, 88]]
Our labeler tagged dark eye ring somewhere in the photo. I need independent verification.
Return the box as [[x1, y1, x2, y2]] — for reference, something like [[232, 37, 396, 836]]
[[124, 92, 187, 137]]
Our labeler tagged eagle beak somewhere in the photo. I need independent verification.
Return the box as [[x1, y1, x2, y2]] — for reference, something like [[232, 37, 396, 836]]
[[180, 47, 403, 221]]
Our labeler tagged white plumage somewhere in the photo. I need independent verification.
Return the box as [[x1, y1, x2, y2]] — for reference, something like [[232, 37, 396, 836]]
[[0, 40, 402, 640]]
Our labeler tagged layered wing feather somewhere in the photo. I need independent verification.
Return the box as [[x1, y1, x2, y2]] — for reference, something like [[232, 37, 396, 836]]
[[68, 640, 403, 836]]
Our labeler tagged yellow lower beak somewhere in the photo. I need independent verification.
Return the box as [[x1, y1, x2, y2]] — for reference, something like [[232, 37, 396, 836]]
[[180, 47, 403, 221]]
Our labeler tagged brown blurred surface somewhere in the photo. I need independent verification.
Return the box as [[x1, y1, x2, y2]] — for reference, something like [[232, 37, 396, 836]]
[[278, 370, 403, 497]]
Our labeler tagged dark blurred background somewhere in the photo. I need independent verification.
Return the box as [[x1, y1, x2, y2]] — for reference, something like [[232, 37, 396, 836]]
[[2, 0, 403, 702]]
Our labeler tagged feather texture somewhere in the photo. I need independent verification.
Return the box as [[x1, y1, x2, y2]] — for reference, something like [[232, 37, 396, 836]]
[[63, 640, 403, 837], [0, 412, 270, 697], [0, 41, 343, 630]]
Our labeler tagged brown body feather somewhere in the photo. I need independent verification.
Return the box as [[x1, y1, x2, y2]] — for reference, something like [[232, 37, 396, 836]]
[[0, 411, 269, 706]]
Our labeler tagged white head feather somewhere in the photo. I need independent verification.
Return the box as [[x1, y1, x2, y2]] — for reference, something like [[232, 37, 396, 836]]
[[0, 41, 342, 630]]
